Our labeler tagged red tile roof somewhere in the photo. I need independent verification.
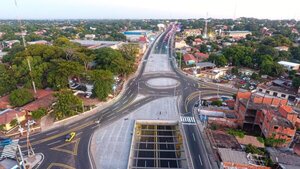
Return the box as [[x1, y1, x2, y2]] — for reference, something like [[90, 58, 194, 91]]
[[183, 54, 196, 62], [0, 95, 11, 110], [194, 52, 209, 62], [139, 36, 148, 43], [0, 109, 26, 125], [21, 90, 55, 112]]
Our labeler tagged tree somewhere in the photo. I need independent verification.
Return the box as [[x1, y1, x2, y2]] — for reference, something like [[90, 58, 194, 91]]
[[251, 73, 259, 80], [227, 129, 245, 138], [94, 47, 134, 75], [10, 119, 18, 127], [291, 46, 300, 61], [0, 65, 17, 96], [292, 77, 300, 88], [211, 100, 222, 107], [53, 89, 83, 120], [47, 60, 84, 90], [9, 88, 34, 107], [89, 70, 114, 100], [208, 54, 228, 67], [31, 108, 47, 120], [119, 43, 139, 61], [199, 44, 208, 53]]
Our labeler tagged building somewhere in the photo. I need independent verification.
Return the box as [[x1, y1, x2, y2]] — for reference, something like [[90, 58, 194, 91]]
[[183, 54, 197, 65], [0, 52, 7, 61], [175, 40, 188, 49], [195, 62, 216, 70], [71, 40, 124, 50], [183, 29, 202, 37], [198, 68, 227, 79], [0, 109, 26, 131], [123, 30, 153, 42], [235, 92, 298, 146], [192, 38, 203, 46], [278, 61, 300, 71], [225, 31, 252, 39], [267, 147, 300, 169], [27, 40, 49, 45], [194, 52, 209, 62], [84, 34, 96, 40], [3, 40, 20, 49], [257, 80, 297, 100], [218, 148, 270, 169]]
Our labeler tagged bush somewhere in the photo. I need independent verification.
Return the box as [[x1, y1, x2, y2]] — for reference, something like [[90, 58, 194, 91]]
[[211, 100, 222, 107], [227, 129, 245, 138], [9, 88, 34, 107], [31, 108, 47, 120], [10, 119, 18, 127], [257, 137, 265, 144], [245, 144, 265, 155]]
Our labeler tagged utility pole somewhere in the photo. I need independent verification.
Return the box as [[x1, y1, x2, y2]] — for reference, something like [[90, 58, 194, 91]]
[[26, 120, 36, 158], [14, 0, 37, 95]]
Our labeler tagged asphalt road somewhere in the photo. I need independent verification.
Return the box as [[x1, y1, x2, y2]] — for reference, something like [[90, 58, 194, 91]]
[[14, 25, 238, 169]]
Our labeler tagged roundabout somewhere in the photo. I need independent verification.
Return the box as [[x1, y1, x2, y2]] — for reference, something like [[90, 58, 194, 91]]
[[145, 77, 180, 89]]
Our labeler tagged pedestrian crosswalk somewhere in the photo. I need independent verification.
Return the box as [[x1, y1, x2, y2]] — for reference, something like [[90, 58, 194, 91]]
[[0, 139, 19, 159], [180, 116, 196, 125]]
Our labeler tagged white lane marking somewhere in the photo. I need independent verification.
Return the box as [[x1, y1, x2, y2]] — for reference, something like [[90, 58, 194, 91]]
[[111, 107, 118, 111], [77, 131, 83, 136], [107, 116, 116, 121], [67, 123, 78, 129], [106, 113, 114, 118], [192, 133, 196, 141], [46, 130, 60, 136], [91, 125, 99, 129], [129, 93, 134, 98], [198, 154, 203, 165], [47, 140, 62, 146]]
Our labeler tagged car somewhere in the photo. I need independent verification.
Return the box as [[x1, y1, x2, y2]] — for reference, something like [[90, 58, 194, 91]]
[[0, 138, 12, 147], [65, 132, 76, 142]]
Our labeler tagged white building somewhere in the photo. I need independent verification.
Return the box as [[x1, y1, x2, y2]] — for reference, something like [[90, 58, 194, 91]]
[[27, 40, 49, 45], [278, 61, 300, 71], [85, 34, 96, 40], [123, 30, 153, 42]]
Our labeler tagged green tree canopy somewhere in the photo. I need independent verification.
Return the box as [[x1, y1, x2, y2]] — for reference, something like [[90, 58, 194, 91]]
[[89, 70, 114, 100], [9, 88, 34, 107], [53, 89, 83, 120]]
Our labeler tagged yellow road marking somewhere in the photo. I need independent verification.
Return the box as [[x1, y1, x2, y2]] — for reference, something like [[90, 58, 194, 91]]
[[47, 163, 76, 169], [51, 138, 80, 156], [23, 121, 93, 147]]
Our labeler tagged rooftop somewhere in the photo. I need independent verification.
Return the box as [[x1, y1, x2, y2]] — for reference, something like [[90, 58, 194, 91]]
[[278, 61, 300, 67], [195, 62, 216, 68], [218, 148, 249, 164], [207, 129, 241, 150], [267, 147, 300, 167]]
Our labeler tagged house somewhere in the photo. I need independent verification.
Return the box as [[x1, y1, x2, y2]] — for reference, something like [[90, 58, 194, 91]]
[[194, 52, 209, 62], [278, 61, 300, 71], [33, 30, 47, 35], [183, 54, 197, 65], [27, 40, 49, 45], [218, 148, 270, 169], [3, 40, 20, 49], [257, 81, 297, 100], [198, 68, 227, 79], [267, 147, 300, 169], [0, 32, 4, 38], [175, 40, 188, 49], [235, 92, 298, 147], [71, 40, 124, 50], [195, 62, 216, 70], [0, 109, 26, 131], [225, 31, 252, 39], [192, 38, 203, 46], [183, 29, 202, 37], [21, 91, 55, 113]]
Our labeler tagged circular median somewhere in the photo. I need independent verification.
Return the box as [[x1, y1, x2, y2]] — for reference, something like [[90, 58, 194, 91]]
[[146, 77, 180, 89]]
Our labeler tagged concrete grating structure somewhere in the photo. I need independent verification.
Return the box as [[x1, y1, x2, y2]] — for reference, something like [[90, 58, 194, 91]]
[[128, 120, 187, 169]]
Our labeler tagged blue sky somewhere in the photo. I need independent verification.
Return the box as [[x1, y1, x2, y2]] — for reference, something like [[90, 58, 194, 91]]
[[0, 0, 299, 20]]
